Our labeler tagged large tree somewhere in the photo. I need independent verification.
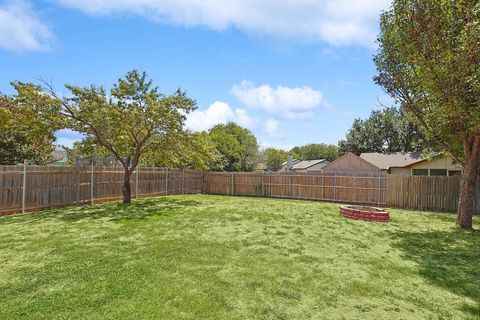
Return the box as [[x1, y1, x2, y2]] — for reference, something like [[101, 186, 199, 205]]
[[208, 122, 259, 172], [338, 107, 432, 155], [0, 84, 63, 165], [67, 131, 219, 170], [37, 70, 196, 204], [262, 147, 288, 171], [142, 131, 220, 170], [289, 143, 339, 162], [374, 0, 480, 229]]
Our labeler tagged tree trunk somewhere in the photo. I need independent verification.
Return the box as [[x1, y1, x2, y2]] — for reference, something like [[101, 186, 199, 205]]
[[457, 138, 480, 229], [122, 170, 132, 205]]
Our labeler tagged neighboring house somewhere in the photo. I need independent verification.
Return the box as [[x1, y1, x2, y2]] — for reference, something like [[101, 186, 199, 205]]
[[322, 152, 380, 175], [405, 156, 463, 176], [360, 152, 462, 176], [279, 158, 330, 172], [359, 152, 421, 174], [322, 152, 462, 176], [279, 159, 301, 172], [52, 144, 68, 166], [291, 159, 330, 172], [359, 152, 462, 176]]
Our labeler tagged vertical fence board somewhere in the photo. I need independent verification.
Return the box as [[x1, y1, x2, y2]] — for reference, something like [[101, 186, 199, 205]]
[[386, 175, 467, 212]]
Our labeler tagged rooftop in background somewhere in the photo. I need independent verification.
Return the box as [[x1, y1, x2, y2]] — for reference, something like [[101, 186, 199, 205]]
[[359, 152, 424, 170], [292, 159, 328, 170], [281, 159, 301, 166]]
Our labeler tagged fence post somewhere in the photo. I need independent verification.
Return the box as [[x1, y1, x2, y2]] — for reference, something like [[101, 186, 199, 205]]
[[76, 168, 80, 204], [90, 159, 94, 205], [165, 168, 169, 195], [135, 165, 139, 199], [231, 172, 234, 196], [333, 171, 337, 202], [322, 175, 325, 200], [262, 173, 265, 196], [244, 173, 247, 195], [202, 172, 206, 194], [22, 160, 27, 213], [290, 174, 293, 198], [269, 174, 272, 197], [181, 168, 185, 194], [377, 172, 381, 206]]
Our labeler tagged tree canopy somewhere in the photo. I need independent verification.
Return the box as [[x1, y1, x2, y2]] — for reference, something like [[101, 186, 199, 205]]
[[374, 0, 480, 229], [66, 131, 219, 171], [338, 107, 433, 155], [34, 70, 196, 204], [0, 83, 63, 165], [141, 131, 220, 170], [208, 122, 259, 172], [289, 143, 339, 162], [262, 148, 288, 171]]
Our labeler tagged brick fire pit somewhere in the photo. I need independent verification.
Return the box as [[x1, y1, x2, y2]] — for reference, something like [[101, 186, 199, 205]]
[[340, 206, 389, 222]]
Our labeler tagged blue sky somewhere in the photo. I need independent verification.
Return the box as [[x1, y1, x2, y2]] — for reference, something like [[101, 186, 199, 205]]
[[0, 0, 391, 150]]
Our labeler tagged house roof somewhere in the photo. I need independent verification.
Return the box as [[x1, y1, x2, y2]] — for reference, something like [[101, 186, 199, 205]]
[[321, 152, 380, 171], [292, 159, 328, 170], [281, 159, 301, 166], [359, 152, 424, 170]]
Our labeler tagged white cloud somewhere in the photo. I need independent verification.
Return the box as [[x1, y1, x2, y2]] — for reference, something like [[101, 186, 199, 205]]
[[263, 118, 283, 138], [233, 108, 255, 128], [0, 0, 53, 52], [231, 80, 323, 120], [54, 0, 390, 48], [259, 141, 293, 152], [185, 101, 255, 131]]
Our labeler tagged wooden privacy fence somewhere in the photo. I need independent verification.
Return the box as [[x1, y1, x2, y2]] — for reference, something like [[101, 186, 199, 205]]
[[205, 172, 479, 213], [1, 166, 479, 215], [386, 174, 480, 212], [204, 172, 387, 206], [0, 165, 203, 215]]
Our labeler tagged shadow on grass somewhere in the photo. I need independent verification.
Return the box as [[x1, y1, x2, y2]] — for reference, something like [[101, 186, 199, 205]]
[[0, 197, 202, 225], [392, 228, 480, 317]]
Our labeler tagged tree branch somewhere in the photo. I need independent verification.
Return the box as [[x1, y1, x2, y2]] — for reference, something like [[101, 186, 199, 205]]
[[400, 91, 465, 166]]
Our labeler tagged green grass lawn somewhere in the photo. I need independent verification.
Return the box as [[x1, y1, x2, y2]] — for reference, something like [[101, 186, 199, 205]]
[[0, 195, 479, 320]]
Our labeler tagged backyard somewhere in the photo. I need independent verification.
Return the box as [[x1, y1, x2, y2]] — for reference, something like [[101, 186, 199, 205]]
[[0, 195, 479, 320]]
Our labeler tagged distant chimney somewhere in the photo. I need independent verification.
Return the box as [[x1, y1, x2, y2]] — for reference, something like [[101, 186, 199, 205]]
[[287, 155, 293, 171]]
